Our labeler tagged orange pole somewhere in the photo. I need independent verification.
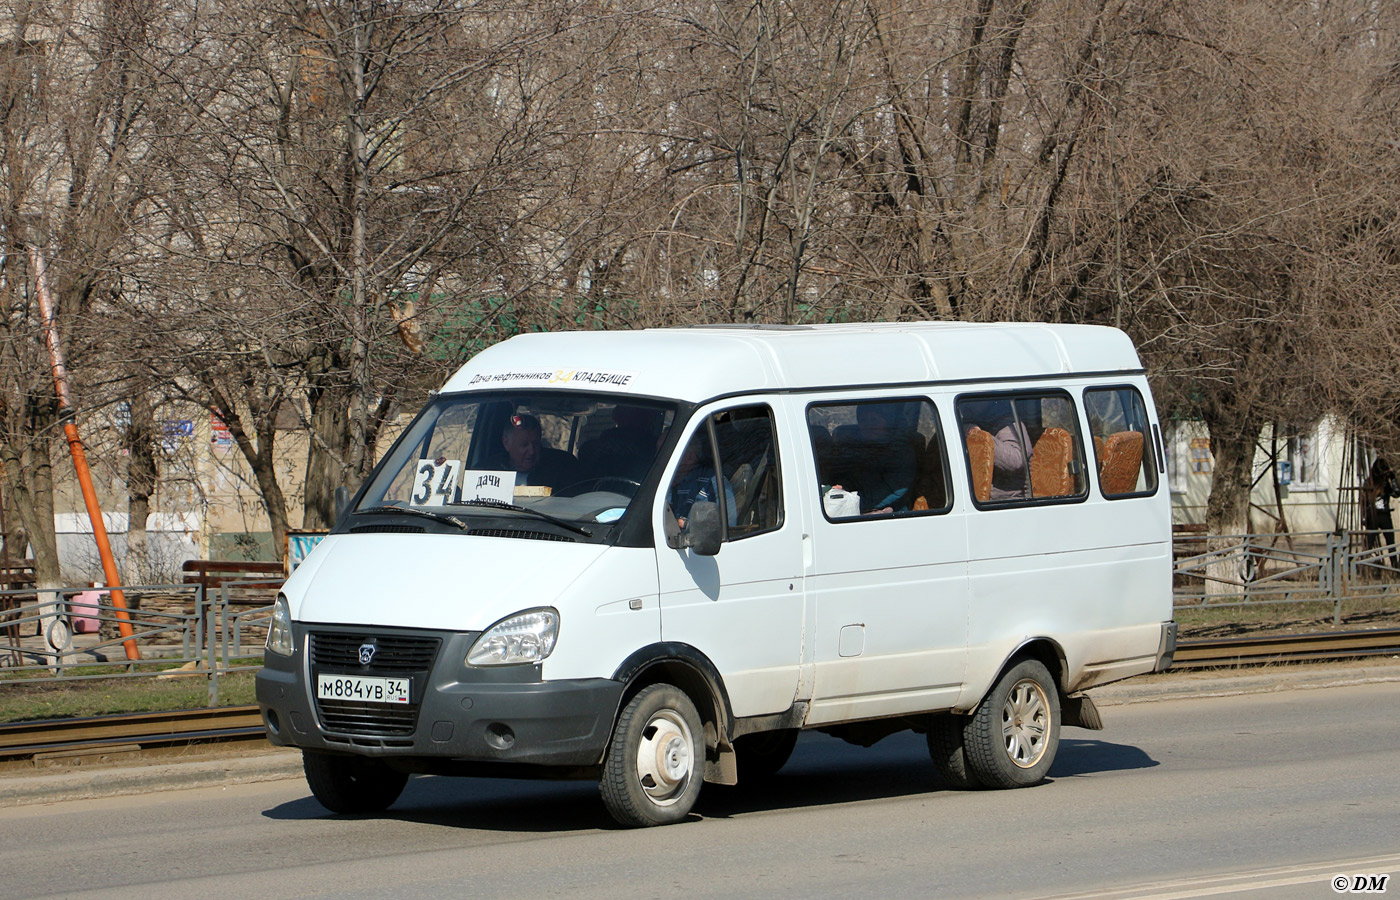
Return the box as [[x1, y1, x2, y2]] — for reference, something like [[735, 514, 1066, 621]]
[[28, 246, 139, 660]]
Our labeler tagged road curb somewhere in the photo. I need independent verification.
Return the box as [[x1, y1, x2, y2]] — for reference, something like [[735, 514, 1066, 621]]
[[1, 750, 303, 808], [5, 659, 1400, 808], [1088, 659, 1400, 705]]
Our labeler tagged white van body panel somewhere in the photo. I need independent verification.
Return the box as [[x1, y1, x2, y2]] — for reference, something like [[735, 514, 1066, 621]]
[[287, 532, 607, 632], [540, 547, 660, 682], [439, 322, 1143, 402], [960, 375, 1171, 707]]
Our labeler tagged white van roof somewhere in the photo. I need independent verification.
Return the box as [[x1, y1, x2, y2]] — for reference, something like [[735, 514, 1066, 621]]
[[440, 322, 1142, 403]]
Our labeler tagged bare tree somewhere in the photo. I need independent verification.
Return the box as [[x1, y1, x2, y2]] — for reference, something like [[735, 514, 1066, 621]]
[[0, 0, 162, 587]]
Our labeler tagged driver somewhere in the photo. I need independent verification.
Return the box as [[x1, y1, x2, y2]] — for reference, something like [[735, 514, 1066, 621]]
[[499, 414, 580, 489]]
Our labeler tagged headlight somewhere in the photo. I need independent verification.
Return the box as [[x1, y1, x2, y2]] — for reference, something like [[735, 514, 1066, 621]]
[[266, 596, 294, 657], [467, 608, 558, 666]]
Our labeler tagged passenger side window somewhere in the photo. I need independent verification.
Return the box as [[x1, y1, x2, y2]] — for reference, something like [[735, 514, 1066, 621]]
[[667, 405, 783, 541], [1084, 387, 1158, 498], [807, 398, 949, 521], [956, 392, 1087, 506]]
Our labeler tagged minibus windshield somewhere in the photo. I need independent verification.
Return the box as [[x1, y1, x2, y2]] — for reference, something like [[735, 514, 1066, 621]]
[[356, 391, 677, 532]]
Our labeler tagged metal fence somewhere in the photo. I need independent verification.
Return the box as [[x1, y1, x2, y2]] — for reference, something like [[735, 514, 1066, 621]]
[[0, 580, 275, 706], [1172, 528, 1400, 621], [3, 529, 1398, 701]]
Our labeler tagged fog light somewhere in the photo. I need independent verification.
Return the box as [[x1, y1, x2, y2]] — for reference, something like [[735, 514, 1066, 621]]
[[485, 722, 515, 750]]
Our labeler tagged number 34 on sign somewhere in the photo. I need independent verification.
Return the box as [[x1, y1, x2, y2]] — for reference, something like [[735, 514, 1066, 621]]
[[411, 458, 461, 506]]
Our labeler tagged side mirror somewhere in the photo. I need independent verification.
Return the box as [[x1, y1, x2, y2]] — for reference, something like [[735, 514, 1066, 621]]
[[682, 501, 722, 556]]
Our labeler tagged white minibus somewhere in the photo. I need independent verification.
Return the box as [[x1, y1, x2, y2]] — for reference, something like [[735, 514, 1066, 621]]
[[257, 322, 1176, 826]]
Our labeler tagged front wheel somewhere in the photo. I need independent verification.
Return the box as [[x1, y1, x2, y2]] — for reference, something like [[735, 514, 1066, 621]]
[[600, 684, 704, 827], [302, 750, 408, 814], [962, 659, 1060, 789]]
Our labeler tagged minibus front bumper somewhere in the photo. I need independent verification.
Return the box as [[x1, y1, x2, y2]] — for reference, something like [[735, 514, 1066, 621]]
[[255, 623, 623, 768]]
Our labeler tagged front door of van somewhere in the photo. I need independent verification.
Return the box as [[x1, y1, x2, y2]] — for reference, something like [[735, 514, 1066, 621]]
[[654, 401, 806, 719]]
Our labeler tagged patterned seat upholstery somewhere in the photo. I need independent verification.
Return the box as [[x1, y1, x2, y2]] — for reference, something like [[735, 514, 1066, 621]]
[[1030, 427, 1075, 498], [1098, 430, 1144, 495], [965, 427, 994, 503]]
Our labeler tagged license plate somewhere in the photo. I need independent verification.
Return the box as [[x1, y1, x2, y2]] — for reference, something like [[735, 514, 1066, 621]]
[[316, 674, 411, 704]]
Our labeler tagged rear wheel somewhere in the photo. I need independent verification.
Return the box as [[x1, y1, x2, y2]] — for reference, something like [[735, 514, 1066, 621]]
[[926, 715, 981, 789], [302, 750, 408, 814], [962, 659, 1060, 789], [735, 728, 799, 783], [600, 684, 704, 827]]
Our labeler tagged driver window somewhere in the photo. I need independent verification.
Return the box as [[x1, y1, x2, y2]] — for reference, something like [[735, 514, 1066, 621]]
[[667, 405, 782, 541]]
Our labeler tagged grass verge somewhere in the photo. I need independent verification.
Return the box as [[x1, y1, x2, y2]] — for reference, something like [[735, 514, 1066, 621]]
[[0, 669, 258, 723], [1174, 594, 1400, 638]]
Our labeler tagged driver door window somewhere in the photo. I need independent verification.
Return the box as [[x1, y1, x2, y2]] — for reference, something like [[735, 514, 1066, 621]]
[[668, 405, 783, 542]]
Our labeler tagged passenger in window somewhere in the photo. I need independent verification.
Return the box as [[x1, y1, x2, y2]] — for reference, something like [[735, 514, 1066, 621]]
[[497, 414, 580, 489], [841, 405, 916, 515], [669, 432, 738, 530], [963, 400, 1032, 501]]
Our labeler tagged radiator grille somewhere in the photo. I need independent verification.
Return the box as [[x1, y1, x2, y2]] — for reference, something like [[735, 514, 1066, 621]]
[[309, 631, 441, 738], [316, 699, 419, 737], [310, 632, 439, 673]]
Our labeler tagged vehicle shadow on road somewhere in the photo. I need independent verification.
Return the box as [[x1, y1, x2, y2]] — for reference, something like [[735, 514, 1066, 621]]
[[700, 733, 941, 819], [1050, 738, 1159, 777], [261, 731, 1158, 831], [262, 775, 614, 832]]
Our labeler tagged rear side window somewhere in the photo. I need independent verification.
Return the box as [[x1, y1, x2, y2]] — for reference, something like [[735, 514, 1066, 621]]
[[806, 398, 950, 521], [1084, 387, 1159, 498], [955, 392, 1088, 506]]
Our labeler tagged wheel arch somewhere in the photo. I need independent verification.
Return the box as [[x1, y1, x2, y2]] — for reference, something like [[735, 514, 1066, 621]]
[[995, 637, 1068, 700], [611, 642, 735, 759]]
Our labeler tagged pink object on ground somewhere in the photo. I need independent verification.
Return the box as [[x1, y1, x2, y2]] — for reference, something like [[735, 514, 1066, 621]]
[[70, 590, 105, 634]]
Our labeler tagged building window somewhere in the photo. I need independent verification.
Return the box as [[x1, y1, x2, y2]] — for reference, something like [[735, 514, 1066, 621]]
[[1284, 426, 1326, 492]]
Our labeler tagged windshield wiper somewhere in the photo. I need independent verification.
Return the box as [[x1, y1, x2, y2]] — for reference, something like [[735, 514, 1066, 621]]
[[354, 505, 469, 531], [451, 499, 593, 537]]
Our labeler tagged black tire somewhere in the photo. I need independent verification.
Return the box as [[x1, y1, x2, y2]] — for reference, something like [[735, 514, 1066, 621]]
[[303, 750, 409, 814], [926, 715, 981, 790], [962, 659, 1060, 789], [600, 684, 704, 827], [735, 728, 799, 783]]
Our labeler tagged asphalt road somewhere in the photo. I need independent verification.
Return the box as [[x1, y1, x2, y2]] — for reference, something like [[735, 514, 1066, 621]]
[[1, 681, 1396, 900]]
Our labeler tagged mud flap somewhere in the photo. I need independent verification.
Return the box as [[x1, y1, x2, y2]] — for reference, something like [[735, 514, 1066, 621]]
[[1061, 693, 1104, 730], [705, 741, 738, 785]]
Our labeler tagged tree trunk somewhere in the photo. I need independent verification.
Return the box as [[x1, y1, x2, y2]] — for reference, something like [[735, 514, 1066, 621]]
[[124, 391, 158, 585], [0, 435, 61, 588], [1, 432, 69, 665], [1204, 422, 1261, 596], [303, 386, 349, 530]]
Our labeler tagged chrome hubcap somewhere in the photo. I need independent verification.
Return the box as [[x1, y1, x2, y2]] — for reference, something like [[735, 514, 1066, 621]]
[[1001, 678, 1050, 768]]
